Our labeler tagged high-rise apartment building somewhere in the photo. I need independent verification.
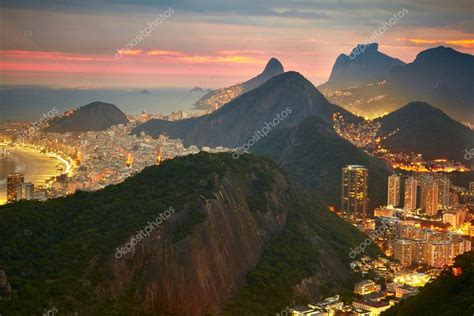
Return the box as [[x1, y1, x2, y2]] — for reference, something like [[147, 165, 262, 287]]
[[404, 177, 418, 210], [422, 181, 439, 216], [15, 182, 35, 201], [24, 183, 34, 200], [341, 165, 368, 224], [437, 176, 450, 210], [7, 173, 24, 203], [387, 174, 401, 207], [393, 239, 414, 267]]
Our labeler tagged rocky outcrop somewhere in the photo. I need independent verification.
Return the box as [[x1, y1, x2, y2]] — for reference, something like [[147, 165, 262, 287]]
[[95, 166, 289, 315], [320, 43, 405, 90], [0, 270, 12, 300]]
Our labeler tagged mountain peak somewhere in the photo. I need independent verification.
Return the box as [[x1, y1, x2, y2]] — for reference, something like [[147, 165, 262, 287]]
[[263, 57, 284, 74], [321, 43, 405, 89], [350, 42, 379, 56], [377, 101, 474, 161], [46, 101, 128, 133], [83, 101, 118, 109], [414, 46, 472, 65], [397, 101, 444, 115], [192, 57, 284, 111]]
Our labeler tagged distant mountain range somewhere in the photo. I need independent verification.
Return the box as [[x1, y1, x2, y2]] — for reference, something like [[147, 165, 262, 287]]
[[190, 87, 213, 93], [320, 43, 405, 90], [319, 45, 474, 125], [133, 71, 394, 208], [376, 101, 474, 162], [133, 71, 358, 148], [192, 57, 284, 111], [46, 101, 128, 133]]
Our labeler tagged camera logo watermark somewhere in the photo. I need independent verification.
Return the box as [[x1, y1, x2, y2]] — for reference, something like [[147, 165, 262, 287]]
[[115, 207, 175, 259], [350, 7, 408, 59], [232, 107, 292, 159], [276, 306, 291, 316], [464, 148, 474, 160], [115, 7, 174, 59], [43, 306, 58, 316]]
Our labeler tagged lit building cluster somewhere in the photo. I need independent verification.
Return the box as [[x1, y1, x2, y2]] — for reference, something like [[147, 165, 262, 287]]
[[392, 231, 471, 268], [2, 121, 231, 202], [332, 112, 470, 173], [289, 255, 429, 316], [387, 173, 469, 217], [6, 173, 35, 203], [126, 109, 209, 124], [36, 123, 230, 194]]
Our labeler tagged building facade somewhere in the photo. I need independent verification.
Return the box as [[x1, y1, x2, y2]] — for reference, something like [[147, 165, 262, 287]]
[[341, 165, 368, 225], [387, 174, 401, 207], [404, 177, 417, 211], [7, 173, 24, 203]]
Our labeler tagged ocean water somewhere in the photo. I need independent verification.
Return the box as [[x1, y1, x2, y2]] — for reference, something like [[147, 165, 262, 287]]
[[0, 86, 207, 122]]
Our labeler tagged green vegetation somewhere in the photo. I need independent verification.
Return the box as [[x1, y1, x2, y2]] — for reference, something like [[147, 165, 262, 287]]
[[246, 170, 276, 213], [253, 115, 390, 210], [172, 211, 207, 243], [224, 185, 381, 315], [0, 152, 275, 315], [0, 152, 382, 315], [383, 251, 474, 316]]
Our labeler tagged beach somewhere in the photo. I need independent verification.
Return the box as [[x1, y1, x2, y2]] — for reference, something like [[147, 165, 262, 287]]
[[0, 145, 65, 205]]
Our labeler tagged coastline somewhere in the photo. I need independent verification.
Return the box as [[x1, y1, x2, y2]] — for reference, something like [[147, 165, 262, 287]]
[[0, 144, 68, 205]]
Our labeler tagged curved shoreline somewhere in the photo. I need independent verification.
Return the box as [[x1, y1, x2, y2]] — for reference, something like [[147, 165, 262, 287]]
[[0, 144, 68, 205]]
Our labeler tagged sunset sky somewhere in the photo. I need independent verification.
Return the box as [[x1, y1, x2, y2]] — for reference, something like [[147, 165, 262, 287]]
[[1, 0, 473, 88]]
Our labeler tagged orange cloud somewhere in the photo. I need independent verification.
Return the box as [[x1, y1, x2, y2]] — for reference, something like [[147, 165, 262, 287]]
[[405, 38, 474, 48], [117, 49, 143, 56], [180, 55, 264, 64], [218, 50, 265, 55], [146, 50, 186, 57], [0, 50, 109, 61]]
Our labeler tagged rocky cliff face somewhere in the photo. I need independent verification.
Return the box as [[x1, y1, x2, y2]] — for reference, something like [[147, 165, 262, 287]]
[[95, 164, 289, 315], [320, 43, 405, 90], [0, 270, 12, 300]]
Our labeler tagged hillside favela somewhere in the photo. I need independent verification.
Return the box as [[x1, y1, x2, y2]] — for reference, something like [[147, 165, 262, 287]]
[[0, 1, 473, 316]]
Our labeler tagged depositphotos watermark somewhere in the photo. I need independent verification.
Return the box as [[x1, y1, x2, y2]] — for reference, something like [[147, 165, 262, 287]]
[[464, 148, 474, 160], [276, 306, 291, 316], [115, 207, 175, 259], [42, 306, 58, 316], [115, 7, 174, 59], [232, 107, 292, 159], [349, 221, 389, 259], [350, 7, 408, 59], [17, 107, 59, 143]]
